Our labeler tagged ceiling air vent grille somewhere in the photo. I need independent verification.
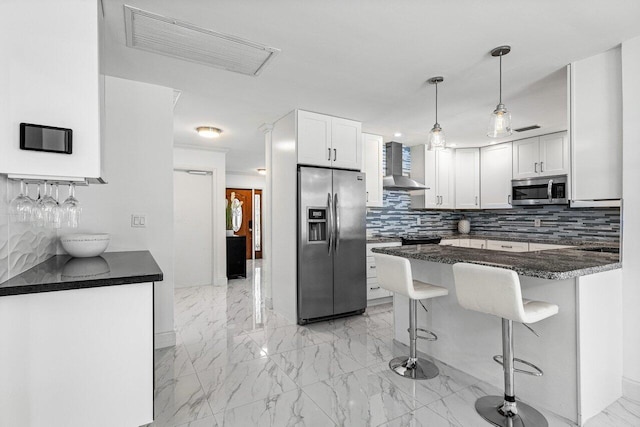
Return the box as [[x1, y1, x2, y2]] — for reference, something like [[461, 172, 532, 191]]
[[124, 5, 280, 76], [514, 125, 541, 132]]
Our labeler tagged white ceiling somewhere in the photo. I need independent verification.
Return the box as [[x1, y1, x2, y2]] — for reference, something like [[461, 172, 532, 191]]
[[102, 0, 640, 174]]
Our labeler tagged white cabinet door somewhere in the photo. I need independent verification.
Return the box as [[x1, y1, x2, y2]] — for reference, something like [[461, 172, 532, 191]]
[[481, 142, 513, 209], [437, 149, 455, 209], [439, 239, 459, 247], [571, 50, 622, 203], [529, 242, 574, 251], [455, 148, 480, 209], [331, 117, 361, 170], [363, 133, 383, 207], [513, 137, 540, 179], [297, 111, 331, 167], [423, 148, 438, 208], [469, 239, 487, 249], [539, 132, 569, 177]]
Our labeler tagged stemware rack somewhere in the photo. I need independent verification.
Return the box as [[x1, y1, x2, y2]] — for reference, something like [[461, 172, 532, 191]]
[[6, 174, 107, 186]]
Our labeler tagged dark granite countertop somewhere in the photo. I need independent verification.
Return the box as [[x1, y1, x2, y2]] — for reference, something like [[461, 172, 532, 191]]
[[0, 251, 163, 297], [367, 236, 403, 244], [371, 244, 621, 280], [378, 232, 618, 247]]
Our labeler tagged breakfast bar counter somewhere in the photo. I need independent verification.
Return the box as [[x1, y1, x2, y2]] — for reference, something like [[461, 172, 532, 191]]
[[372, 243, 622, 426]]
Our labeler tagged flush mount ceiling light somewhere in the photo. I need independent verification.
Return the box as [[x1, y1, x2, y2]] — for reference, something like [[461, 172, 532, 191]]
[[257, 168, 266, 175], [393, 132, 403, 138], [487, 45, 513, 138], [196, 126, 222, 138], [427, 76, 446, 151]]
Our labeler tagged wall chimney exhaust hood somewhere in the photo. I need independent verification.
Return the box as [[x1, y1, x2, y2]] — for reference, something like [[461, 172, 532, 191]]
[[382, 142, 428, 190]]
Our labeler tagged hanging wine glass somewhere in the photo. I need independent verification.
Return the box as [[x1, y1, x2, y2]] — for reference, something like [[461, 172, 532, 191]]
[[31, 184, 45, 227], [42, 183, 60, 228], [61, 183, 81, 228], [8, 180, 34, 223]]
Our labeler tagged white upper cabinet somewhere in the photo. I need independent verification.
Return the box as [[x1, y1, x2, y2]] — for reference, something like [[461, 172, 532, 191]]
[[331, 117, 362, 170], [570, 49, 622, 204], [481, 142, 513, 209], [297, 110, 362, 170], [455, 148, 480, 209], [362, 133, 383, 207], [0, 0, 101, 179], [512, 132, 569, 179], [410, 145, 454, 209], [297, 111, 332, 167]]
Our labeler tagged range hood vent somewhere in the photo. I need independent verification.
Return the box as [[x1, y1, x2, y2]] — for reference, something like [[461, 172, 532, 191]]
[[124, 5, 280, 76], [382, 142, 428, 191]]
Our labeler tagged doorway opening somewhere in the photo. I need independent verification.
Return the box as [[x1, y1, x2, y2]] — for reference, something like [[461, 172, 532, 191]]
[[226, 188, 263, 260]]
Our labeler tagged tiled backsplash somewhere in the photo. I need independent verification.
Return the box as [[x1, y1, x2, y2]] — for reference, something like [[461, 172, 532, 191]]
[[0, 176, 57, 282], [366, 147, 621, 242]]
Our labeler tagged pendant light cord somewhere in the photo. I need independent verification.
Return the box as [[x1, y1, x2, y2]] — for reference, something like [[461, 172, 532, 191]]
[[435, 82, 438, 124], [499, 53, 503, 104]]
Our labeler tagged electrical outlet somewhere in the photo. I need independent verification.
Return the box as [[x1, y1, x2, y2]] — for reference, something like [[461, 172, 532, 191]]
[[131, 214, 147, 228], [417, 217, 422, 226], [534, 219, 541, 227]]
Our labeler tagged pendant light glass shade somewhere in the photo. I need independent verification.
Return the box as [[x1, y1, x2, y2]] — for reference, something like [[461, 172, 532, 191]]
[[429, 123, 446, 150], [487, 46, 512, 138], [427, 76, 446, 151], [487, 103, 512, 138]]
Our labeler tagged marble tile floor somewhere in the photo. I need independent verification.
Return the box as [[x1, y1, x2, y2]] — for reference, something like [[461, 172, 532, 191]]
[[148, 260, 640, 427]]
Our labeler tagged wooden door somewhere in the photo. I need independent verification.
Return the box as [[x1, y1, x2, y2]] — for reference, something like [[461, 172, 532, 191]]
[[254, 190, 263, 259], [226, 188, 253, 260]]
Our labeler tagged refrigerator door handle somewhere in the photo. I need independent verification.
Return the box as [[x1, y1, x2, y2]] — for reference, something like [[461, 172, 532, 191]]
[[327, 192, 333, 255], [334, 193, 340, 253]]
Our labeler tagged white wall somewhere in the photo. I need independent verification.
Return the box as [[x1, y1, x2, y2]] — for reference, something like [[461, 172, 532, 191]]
[[73, 76, 176, 349], [226, 173, 265, 190], [0, 0, 101, 179], [173, 147, 227, 286], [621, 35, 640, 401]]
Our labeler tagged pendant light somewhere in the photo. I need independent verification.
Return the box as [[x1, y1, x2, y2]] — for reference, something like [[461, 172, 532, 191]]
[[428, 76, 446, 150], [487, 45, 512, 138]]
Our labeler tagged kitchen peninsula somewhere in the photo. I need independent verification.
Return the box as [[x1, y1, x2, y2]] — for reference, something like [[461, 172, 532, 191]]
[[0, 251, 162, 427], [373, 241, 621, 426]]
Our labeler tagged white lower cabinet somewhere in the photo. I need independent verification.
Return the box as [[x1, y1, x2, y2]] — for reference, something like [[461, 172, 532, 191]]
[[366, 241, 401, 302], [439, 239, 460, 247], [529, 242, 574, 251], [486, 240, 529, 252]]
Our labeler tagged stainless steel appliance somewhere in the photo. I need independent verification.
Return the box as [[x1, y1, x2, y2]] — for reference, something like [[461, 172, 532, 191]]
[[382, 142, 428, 190], [297, 166, 366, 324], [511, 175, 568, 206]]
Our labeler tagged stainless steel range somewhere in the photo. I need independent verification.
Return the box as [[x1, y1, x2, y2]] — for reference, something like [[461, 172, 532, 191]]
[[401, 236, 442, 245]]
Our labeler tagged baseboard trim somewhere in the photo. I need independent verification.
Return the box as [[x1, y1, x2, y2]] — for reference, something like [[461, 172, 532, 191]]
[[623, 377, 640, 403], [155, 330, 176, 349], [214, 277, 228, 286]]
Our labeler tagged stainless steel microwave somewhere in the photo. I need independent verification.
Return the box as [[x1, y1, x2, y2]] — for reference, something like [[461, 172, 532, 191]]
[[511, 175, 568, 206]]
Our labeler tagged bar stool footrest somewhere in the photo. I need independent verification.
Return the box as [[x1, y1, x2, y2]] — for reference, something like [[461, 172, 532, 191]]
[[493, 355, 544, 376], [406, 327, 438, 341]]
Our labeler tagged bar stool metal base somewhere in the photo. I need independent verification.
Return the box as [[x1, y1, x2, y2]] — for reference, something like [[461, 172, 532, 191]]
[[475, 396, 549, 427], [389, 356, 439, 380]]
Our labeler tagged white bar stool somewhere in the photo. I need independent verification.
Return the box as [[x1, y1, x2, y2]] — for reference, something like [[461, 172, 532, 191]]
[[452, 262, 559, 427], [373, 253, 449, 380]]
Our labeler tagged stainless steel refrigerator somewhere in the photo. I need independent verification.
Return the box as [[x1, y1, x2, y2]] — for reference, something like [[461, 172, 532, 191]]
[[297, 166, 366, 324]]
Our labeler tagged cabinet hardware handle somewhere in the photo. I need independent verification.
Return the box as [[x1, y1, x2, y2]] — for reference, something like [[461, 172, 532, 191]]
[[366, 191, 369, 202], [328, 148, 331, 161], [508, 194, 512, 205], [540, 161, 544, 172], [475, 196, 478, 206], [370, 286, 380, 290], [369, 265, 376, 269], [534, 162, 538, 173], [501, 245, 513, 249], [333, 148, 337, 161]]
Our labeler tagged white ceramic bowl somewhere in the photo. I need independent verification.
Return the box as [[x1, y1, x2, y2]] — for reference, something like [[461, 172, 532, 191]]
[[60, 233, 110, 258]]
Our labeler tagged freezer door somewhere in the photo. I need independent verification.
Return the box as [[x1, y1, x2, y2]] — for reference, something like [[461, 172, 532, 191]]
[[332, 169, 367, 315], [298, 167, 334, 322]]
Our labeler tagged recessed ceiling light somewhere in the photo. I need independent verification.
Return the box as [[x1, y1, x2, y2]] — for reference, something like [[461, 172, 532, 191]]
[[257, 168, 266, 175], [196, 126, 222, 138], [394, 132, 403, 137]]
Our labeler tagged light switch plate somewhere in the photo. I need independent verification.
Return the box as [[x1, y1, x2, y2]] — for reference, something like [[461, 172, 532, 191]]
[[131, 214, 147, 228], [534, 219, 541, 227]]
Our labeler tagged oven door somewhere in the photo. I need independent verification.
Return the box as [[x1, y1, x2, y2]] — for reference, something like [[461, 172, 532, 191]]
[[511, 175, 568, 205]]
